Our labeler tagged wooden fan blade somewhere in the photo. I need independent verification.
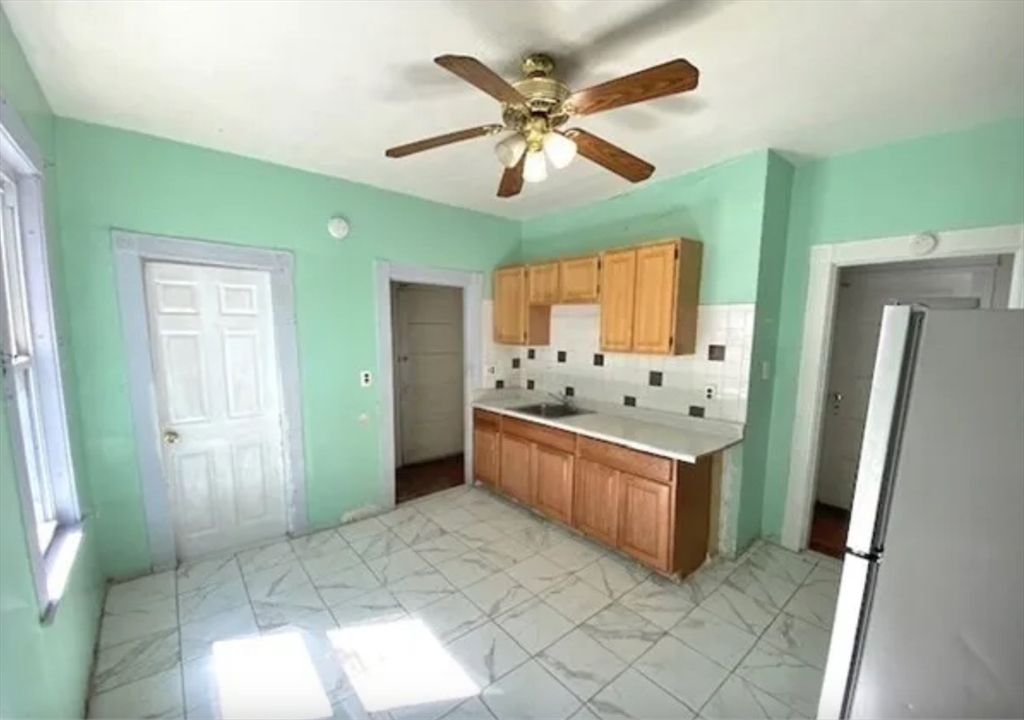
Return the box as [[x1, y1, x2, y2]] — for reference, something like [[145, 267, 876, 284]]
[[385, 125, 501, 158], [567, 59, 699, 116], [567, 129, 654, 182], [497, 155, 525, 198], [435, 55, 527, 105]]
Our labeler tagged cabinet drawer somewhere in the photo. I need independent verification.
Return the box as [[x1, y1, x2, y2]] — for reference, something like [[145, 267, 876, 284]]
[[502, 417, 576, 453], [473, 409, 501, 430], [578, 436, 673, 484]]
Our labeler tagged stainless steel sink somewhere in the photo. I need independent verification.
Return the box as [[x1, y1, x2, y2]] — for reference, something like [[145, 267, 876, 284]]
[[511, 403, 590, 419]]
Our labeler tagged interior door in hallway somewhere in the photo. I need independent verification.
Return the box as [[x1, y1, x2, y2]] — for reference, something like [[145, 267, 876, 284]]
[[145, 261, 287, 560], [393, 282, 465, 465]]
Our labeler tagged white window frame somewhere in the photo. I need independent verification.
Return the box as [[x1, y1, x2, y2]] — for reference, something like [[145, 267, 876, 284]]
[[1, 95, 83, 623]]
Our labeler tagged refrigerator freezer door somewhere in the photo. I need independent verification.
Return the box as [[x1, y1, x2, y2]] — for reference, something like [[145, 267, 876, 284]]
[[845, 305, 920, 555], [818, 554, 874, 718], [849, 310, 1024, 718]]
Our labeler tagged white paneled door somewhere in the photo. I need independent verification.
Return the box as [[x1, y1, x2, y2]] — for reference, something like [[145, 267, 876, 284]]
[[145, 261, 287, 560]]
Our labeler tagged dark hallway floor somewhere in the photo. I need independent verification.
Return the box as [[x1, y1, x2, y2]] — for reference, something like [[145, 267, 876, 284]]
[[809, 502, 849, 559], [396, 453, 465, 504]]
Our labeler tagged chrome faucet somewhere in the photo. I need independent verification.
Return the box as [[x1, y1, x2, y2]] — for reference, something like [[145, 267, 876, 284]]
[[546, 390, 576, 410]]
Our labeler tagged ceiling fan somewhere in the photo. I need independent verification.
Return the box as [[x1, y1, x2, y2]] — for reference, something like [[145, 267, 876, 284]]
[[384, 53, 699, 198]]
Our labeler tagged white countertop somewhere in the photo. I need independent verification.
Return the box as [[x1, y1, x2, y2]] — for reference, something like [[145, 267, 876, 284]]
[[473, 389, 743, 464]]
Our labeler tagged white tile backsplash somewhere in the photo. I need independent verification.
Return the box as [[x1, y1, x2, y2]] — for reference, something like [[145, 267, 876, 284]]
[[480, 301, 754, 423]]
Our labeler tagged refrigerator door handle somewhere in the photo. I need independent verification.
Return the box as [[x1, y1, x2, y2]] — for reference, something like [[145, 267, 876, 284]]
[[819, 555, 876, 718]]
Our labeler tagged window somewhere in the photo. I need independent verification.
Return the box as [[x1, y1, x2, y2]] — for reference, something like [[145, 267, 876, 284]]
[[1, 112, 82, 622]]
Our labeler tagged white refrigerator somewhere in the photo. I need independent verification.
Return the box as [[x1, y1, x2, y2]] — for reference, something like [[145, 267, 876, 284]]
[[818, 306, 1024, 718]]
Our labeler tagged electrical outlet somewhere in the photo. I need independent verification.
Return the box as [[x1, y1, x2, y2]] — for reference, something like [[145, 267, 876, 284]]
[[703, 383, 718, 401], [360, 370, 372, 387]]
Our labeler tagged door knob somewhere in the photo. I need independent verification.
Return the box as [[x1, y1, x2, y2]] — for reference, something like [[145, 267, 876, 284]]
[[163, 429, 180, 444]]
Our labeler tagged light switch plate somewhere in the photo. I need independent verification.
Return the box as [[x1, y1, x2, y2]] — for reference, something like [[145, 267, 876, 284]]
[[360, 370, 372, 387], [703, 384, 718, 401]]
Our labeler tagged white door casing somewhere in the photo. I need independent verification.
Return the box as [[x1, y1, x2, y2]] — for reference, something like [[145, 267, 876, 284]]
[[393, 283, 464, 465], [145, 261, 287, 560], [815, 259, 1000, 510]]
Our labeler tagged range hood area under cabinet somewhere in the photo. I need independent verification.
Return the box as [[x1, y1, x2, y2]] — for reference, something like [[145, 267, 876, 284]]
[[492, 237, 703, 355]]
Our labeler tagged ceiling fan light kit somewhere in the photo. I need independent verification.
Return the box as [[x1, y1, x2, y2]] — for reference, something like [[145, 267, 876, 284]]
[[385, 52, 699, 198]]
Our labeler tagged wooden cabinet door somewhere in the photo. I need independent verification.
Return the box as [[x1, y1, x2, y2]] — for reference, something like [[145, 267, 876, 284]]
[[473, 425, 500, 487], [618, 472, 672, 571], [528, 263, 560, 305], [573, 458, 620, 545], [559, 256, 600, 303], [599, 248, 637, 352], [499, 434, 533, 504], [632, 242, 679, 354], [532, 444, 574, 524], [493, 266, 526, 344]]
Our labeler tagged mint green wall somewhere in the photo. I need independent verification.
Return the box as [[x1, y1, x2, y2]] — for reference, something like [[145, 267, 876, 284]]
[[54, 119, 521, 578], [520, 151, 771, 304], [761, 118, 1024, 537], [1, 9, 104, 718]]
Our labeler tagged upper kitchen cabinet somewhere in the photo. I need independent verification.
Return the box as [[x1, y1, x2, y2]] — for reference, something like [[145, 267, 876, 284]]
[[559, 255, 600, 303], [528, 262, 560, 305], [599, 248, 637, 352], [493, 265, 551, 345]]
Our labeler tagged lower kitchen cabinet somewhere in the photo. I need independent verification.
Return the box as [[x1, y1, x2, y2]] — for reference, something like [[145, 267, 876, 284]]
[[473, 426, 500, 488], [500, 434, 533, 504], [618, 472, 672, 571], [532, 444, 574, 524], [574, 458, 621, 546]]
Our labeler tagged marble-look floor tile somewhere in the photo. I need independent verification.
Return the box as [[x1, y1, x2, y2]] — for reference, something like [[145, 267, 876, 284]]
[[378, 504, 422, 528], [481, 659, 581, 720], [475, 537, 536, 570], [181, 655, 218, 720], [801, 565, 842, 599], [93, 628, 181, 693], [783, 585, 838, 630], [88, 665, 183, 719], [579, 603, 664, 663], [441, 697, 497, 720], [495, 597, 575, 654], [106, 571, 177, 614], [433, 552, 502, 589], [311, 562, 382, 606], [700, 674, 799, 720], [507, 522, 569, 553], [506, 555, 575, 594], [698, 583, 779, 636], [300, 547, 365, 585], [349, 530, 409, 562], [574, 556, 649, 600], [180, 603, 258, 662], [634, 635, 730, 711], [618, 577, 698, 630], [735, 642, 824, 717], [430, 507, 479, 532], [337, 516, 389, 544], [243, 560, 312, 603], [178, 575, 250, 626], [761, 611, 832, 669], [367, 548, 430, 584], [176, 555, 241, 595], [724, 563, 799, 611], [669, 607, 758, 671], [330, 588, 407, 629], [444, 622, 529, 689], [100, 596, 179, 648], [289, 529, 350, 560], [542, 537, 606, 573], [251, 583, 334, 633], [744, 544, 816, 586], [236, 540, 297, 575], [390, 513, 446, 547], [453, 522, 507, 549], [540, 576, 612, 624], [412, 532, 470, 566], [387, 568, 457, 612], [588, 667, 696, 720], [462, 572, 534, 618], [569, 705, 603, 720], [538, 629, 627, 702], [414, 592, 486, 643]]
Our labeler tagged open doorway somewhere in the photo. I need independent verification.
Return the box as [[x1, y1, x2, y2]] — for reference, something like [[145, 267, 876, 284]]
[[809, 254, 1014, 556], [391, 281, 466, 503]]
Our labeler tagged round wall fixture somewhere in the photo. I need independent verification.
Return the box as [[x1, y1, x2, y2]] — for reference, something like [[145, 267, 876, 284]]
[[910, 232, 938, 256], [327, 216, 350, 240]]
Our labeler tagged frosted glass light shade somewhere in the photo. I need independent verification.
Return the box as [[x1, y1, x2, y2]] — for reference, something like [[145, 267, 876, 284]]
[[523, 150, 548, 183], [542, 132, 577, 169], [494, 134, 527, 168]]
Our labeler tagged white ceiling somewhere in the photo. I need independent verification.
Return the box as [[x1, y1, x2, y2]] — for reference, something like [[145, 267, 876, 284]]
[[4, 0, 1023, 219]]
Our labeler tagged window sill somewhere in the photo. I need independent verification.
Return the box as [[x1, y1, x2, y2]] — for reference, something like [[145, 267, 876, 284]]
[[39, 523, 84, 626]]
